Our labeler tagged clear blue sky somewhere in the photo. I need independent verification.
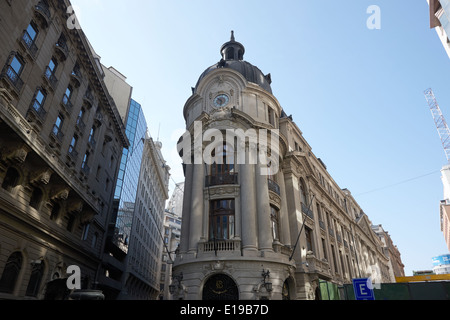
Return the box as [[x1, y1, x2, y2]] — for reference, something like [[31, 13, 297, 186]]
[[71, 0, 450, 276]]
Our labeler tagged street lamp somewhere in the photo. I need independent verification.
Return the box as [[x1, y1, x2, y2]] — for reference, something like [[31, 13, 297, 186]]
[[261, 269, 272, 293]]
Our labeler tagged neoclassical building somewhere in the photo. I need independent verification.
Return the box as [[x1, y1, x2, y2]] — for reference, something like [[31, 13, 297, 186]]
[[172, 32, 398, 300], [0, 0, 128, 299]]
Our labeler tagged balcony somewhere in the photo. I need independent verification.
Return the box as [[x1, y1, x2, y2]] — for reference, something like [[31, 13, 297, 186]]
[[27, 100, 47, 125], [70, 67, 82, 88], [34, 1, 51, 28], [66, 145, 78, 167], [83, 90, 94, 108], [301, 202, 314, 220], [61, 94, 73, 114], [51, 125, 64, 143], [75, 116, 86, 133], [267, 178, 280, 195], [199, 239, 241, 257], [81, 163, 90, 176], [43, 66, 58, 91], [88, 136, 97, 149], [54, 34, 69, 61], [20, 30, 38, 59], [1, 64, 24, 95], [205, 173, 238, 187]]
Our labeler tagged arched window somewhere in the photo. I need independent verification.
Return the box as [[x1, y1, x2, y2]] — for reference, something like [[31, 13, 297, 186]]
[[1, 167, 19, 191], [29, 187, 43, 210], [26, 260, 45, 297], [226, 47, 235, 60], [0, 252, 23, 293]]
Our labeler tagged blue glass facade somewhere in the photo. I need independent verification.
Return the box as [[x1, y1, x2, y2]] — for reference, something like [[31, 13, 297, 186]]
[[112, 99, 147, 252], [438, 0, 450, 39]]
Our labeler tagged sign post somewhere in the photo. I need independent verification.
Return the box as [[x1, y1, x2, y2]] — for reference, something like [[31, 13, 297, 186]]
[[352, 278, 375, 300]]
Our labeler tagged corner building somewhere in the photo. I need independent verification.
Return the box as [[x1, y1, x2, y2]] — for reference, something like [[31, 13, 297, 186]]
[[0, 0, 128, 299], [172, 33, 394, 300]]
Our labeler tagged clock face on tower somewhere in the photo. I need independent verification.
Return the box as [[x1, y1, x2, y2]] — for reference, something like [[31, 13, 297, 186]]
[[213, 94, 230, 108]]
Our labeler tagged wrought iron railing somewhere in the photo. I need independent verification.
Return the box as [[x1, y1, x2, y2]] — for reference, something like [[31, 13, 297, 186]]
[[35, 1, 51, 19], [51, 125, 64, 142], [267, 178, 280, 195], [301, 202, 314, 219], [1, 65, 24, 92], [21, 30, 38, 58], [205, 173, 238, 187], [44, 66, 58, 89]]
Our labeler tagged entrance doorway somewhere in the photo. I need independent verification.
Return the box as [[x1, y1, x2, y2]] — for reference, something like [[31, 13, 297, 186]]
[[202, 273, 239, 300]]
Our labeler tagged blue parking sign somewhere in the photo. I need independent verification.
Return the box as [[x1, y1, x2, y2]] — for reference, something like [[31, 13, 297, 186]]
[[352, 278, 375, 300]]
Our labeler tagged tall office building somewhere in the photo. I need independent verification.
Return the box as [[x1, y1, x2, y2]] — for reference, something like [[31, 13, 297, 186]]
[[428, 0, 450, 58], [172, 32, 396, 300], [439, 165, 450, 252], [160, 182, 183, 299], [0, 0, 128, 299], [121, 137, 170, 299]]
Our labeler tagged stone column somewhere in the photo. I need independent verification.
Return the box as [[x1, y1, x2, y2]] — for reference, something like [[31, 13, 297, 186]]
[[188, 163, 204, 253], [256, 164, 273, 252], [240, 144, 257, 254], [277, 169, 291, 246], [179, 163, 193, 253]]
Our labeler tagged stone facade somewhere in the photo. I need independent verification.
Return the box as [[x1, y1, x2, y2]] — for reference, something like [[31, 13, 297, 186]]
[[172, 33, 396, 300], [0, 0, 128, 299]]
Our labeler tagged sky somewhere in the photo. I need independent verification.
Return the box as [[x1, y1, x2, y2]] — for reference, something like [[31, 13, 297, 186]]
[[70, 0, 450, 276]]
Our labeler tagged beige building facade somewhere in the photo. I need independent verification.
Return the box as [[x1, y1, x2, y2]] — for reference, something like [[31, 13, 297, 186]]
[[0, 0, 128, 299], [172, 33, 397, 300]]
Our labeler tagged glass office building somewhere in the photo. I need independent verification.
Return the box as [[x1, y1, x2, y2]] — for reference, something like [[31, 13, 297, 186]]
[[112, 99, 148, 253]]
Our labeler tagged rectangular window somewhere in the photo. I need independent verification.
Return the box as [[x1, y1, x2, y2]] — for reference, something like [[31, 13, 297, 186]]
[[270, 205, 280, 241], [53, 114, 63, 133], [209, 199, 235, 240], [33, 89, 46, 112], [10, 56, 23, 75], [305, 227, 313, 253]]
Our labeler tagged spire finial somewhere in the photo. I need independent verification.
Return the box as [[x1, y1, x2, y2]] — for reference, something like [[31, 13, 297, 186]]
[[230, 30, 235, 42]]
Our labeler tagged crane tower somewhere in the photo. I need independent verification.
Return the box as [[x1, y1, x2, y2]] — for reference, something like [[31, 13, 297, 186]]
[[424, 88, 450, 163]]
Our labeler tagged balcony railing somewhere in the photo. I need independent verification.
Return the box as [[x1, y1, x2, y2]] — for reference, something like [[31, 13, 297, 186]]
[[43, 66, 58, 90], [81, 163, 90, 176], [68, 145, 78, 160], [55, 34, 68, 60], [88, 136, 97, 149], [205, 173, 238, 187], [61, 94, 73, 113], [34, 1, 51, 25], [301, 202, 314, 219], [199, 239, 240, 253], [267, 178, 280, 195], [75, 116, 86, 132], [83, 90, 94, 108], [1, 65, 24, 93], [51, 125, 64, 142], [28, 99, 47, 122], [21, 30, 38, 58]]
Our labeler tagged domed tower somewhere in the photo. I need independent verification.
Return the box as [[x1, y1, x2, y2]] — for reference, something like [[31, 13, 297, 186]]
[[173, 32, 298, 300]]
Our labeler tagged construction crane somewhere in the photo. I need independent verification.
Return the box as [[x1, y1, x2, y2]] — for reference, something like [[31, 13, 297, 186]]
[[424, 88, 450, 163]]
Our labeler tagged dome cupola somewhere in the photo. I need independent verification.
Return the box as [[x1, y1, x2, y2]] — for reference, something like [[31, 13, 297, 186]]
[[195, 31, 273, 94]]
